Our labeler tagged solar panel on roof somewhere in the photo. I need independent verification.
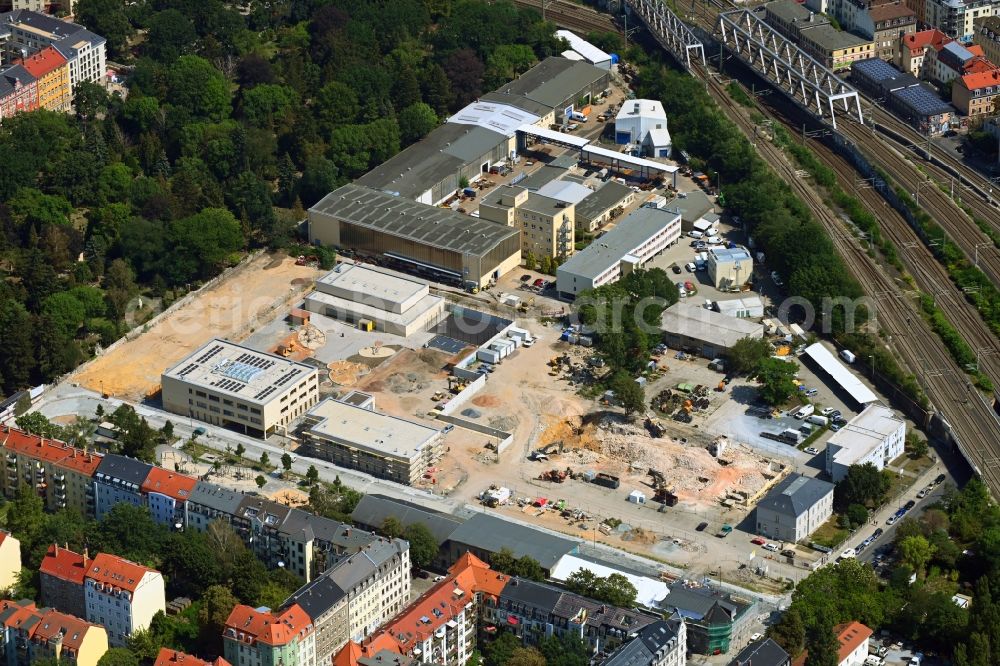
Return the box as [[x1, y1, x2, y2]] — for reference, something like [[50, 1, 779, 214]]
[[853, 58, 900, 82], [891, 86, 950, 115]]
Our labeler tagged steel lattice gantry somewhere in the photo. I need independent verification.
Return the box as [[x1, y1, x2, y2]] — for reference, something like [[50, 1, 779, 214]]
[[626, 0, 705, 69], [717, 9, 863, 128]]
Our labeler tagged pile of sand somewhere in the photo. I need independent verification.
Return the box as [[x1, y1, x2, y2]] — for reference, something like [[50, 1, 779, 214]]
[[328, 360, 370, 386], [472, 395, 502, 407]]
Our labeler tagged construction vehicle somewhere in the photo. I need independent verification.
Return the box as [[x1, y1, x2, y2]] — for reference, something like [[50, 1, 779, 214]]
[[277, 341, 297, 357], [644, 417, 666, 438], [648, 469, 679, 506], [538, 467, 574, 483], [447, 376, 468, 394], [431, 391, 447, 402], [592, 472, 620, 489], [518, 297, 534, 313]]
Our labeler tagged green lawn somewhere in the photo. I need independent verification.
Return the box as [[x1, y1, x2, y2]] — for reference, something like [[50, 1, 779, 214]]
[[812, 516, 850, 549]]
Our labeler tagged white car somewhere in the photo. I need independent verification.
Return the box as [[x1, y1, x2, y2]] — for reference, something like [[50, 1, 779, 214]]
[[706, 235, 724, 245], [838, 548, 856, 561], [749, 632, 763, 642], [820, 407, 836, 416], [804, 446, 820, 455], [763, 543, 780, 552]]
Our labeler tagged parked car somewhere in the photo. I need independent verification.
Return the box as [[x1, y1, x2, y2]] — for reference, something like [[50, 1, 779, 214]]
[[763, 543, 779, 552], [917, 487, 928, 499], [696, 521, 709, 532], [805, 388, 818, 397], [820, 407, 836, 416], [750, 632, 763, 642], [830, 410, 842, 420], [751, 537, 766, 545], [935, 473, 947, 485], [781, 549, 795, 558], [533, 278, 545, 288], [671, 265, 682, 274], [520, 274, 532, 282], [838, 548, 856, 561], [830, 423, 842, 432], [805, 447, 820, 455], [903, 500, 916, 511], [886, 515, 899, 526], [873, 528, 884, 539]]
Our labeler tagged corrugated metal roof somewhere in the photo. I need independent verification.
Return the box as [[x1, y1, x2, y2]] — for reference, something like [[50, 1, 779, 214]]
[[803, 342, 879, 404]]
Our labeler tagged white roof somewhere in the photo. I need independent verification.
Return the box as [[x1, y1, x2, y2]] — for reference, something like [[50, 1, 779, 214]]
[[550, 554, 669, 607], [302, 398, 440, 462], [581, 144, 679, 173], [317, 262, 426, 309], [615, 99, 667, 123], [715, 296, 764, 315], [561, 49, 585, 61], [828, 405, 904, 467], [556, 30, 612, 65], [803, 343, 879, 405], [517, 123, 590, 148], [646, 127, 672, 147], [661, 302, 764, 348], [536, 180, 593, 204], [449, 101, 541, 137]]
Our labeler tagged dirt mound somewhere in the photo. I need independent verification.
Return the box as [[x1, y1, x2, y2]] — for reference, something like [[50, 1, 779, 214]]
[[472, 395, 502, 407], [328, 360, 370, 386], [291, 277, 312, 285]]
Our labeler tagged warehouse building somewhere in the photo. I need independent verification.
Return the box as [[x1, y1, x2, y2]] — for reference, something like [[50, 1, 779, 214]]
[[755, 473, 834, 543], [303, 262, 446, 337], [492, 56, 611, 126], [614, 99, 672, 158], [478, 185, 576, 259], [714, 296, 764, 319], [161, 339, 320, 438], [850, 58, 953, 135], [309, 184, 521, 289], [556, 207, 682, 299], [299, 394, 443, 486], [664, 190, 715, 232], [825, 404, 906, 482], [574, 181, 635, 231], [660, 302, 764, 358], [556, 29, 614, 70], [707, 246, 753, 290]]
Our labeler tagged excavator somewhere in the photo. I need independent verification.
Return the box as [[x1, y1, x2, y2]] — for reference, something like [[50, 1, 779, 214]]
[[648, 468, 679, 506]]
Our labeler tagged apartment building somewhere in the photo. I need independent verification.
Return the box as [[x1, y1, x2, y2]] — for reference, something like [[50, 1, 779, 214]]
[[223, 604, 316, 666], [281, 573, 350, 666], [11, 0, 75, 16], [825, 405, 907, 481], [184, 480, 245, 533], [0, 532, 20, 593], [755, 473, 835, 543], [161, 339, 320, 439], [897, 29, 952, 76], [870, 4, 917, 60], [154, 648, 232, 666], [39, 544, 89, 619], [0, 63, 36, 122], [93, 454, 153, 520], [602, 617, 687, 666], [0, 10, 106, 92], [975, 15, 1000, 64], [141, 467, 196, 529], [16, 45, 67, 110], [954, 67, 1000, 115], [0, 599, 108, 666], [924, 0, 997, 41], [84, 553, 166, 646], [0, 425, 102, 516], [479, 185, 576, 259], [764, 1, 875, 69], [927, 40, 993, 85]]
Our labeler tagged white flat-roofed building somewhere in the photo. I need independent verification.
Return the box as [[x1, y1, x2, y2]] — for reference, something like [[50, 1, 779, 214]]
[[660, 302, 764, 358], [556, 30, 613, 69], [615, 99, 672, 158], [707, 246, 754, 290], [556, 207, 681, 299], [300, 395, 442, 486], [825, 405, 906, 482], [714, 296, 764, 319], [161, 339, 319, 438], [304, 262, 446, 337]]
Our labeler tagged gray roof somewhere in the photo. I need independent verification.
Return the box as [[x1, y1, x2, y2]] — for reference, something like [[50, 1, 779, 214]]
[[95, 454, 152, 487], [501, 578, 654, 634], [480, 91, 553, 117], [283, 570, 347, 619], [756, 473, 834, 519], [0, 10, 105, 53], [728, 638, 791, 666], [662, 583, 741, 622], [603, 617, 685, 666], [518, 164, 569, 191], [0, 65, 35, 98], [575, 181, 632, 222], [355, 123, 507, 200], [447, 513, 578, 570], [660, 302, 764, 349], [188, 481, 245, 514], [800, 24, 871, 51], [492, 56, 608, 109], [327, 537, 407, 591], [663, 190, 713, 224], [351, 494, 464, 544], [764, 1, 822, 27], [558, 207, 682, 282], [310, 184, 521, 259]]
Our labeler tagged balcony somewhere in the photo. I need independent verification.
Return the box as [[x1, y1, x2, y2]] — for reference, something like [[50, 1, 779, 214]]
[[54, 473, 65, 485], [6, 453, 16, 463]]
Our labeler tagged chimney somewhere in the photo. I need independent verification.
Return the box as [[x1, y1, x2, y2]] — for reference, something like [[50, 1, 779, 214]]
[[83, 547, 89, 565]]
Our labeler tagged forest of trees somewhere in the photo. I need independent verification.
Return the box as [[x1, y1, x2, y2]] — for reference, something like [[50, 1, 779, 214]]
[[0, 0, 572, 398]]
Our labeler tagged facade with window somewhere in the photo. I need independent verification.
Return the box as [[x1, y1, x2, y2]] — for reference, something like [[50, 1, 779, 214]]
[[83, 553, 165, 647]]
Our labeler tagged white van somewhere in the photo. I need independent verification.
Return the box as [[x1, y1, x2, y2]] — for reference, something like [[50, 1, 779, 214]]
[[794, 404, 816, 420], [807, 414, 829, 426], [688, 230, 704, 239], [840, 349, 856, 363]]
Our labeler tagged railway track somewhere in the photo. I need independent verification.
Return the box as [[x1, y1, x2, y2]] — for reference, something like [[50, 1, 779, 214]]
[[509, 0, 619, 35], [691, 57, 1000, 493]]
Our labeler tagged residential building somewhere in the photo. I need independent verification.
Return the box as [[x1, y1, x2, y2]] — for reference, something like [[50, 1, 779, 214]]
[[556, 30, 613, 69], [924, 0, 997, 41], [0, 599, 109, 666], [223, 604, 316, 666], [11, 0, 76, 17], [141, 466, 197, 529], [0, 10, 106, 93], [555, 207, 681, 299], [897, 29, 952, 76], [489, 577, 655, 654], [764, 1, 874, 69], [281, 571, 350, 666], [602, 616, 687, 666], [479, 185, 576, 259], [660, 302, 764, 359], [707, 246, 753, 290], [184, 480, 244, 532], [834, 622, 872, 666], [0, 532, 19, 592], [825, 405, 906, 482], [927, 40, 994, 85], [154, 648, 232, 666], [161, 338, 320, 439], [661, 581, 756, 655], [309, 184, 521, 290], [614, 99, 672, 158], [93, 454, 152, 520], [0, 425, 102, 516], [766, 1, 830, 41], [39, 544, 88, 619], [0, 64, 36, 121], [975, 15, 1000, 65], [302, 263, 446, 337], [953, 68, 1000, 116], [728, 638, 791, 666], [298, 395, 443, 486], [16, 45, 67, 110], [755, 473, 835, 543], [84, 553, 166, 646], [574, 181, 635, 231], [869, 4, 917, 61]]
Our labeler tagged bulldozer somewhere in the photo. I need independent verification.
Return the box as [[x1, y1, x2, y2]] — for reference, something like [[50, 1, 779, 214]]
[[644, 417, 666, 438], [447, 376, 468, 394]]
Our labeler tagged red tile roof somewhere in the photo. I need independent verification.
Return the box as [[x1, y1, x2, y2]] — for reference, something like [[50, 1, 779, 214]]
[[142, 467, 197, 501], [0, 600, 100, 654], [17, 46, 66, 78], [86, 553, 157, 593], [224, 604, 314, 647], [39, 544, 89, 586], [154, 648, 232, 666], [0, 426, 103, 476], [960, 69, 1000, 90], [0, 530, 9, 546], [834, 621, 873, 663], [902, 29, 951, 55]]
